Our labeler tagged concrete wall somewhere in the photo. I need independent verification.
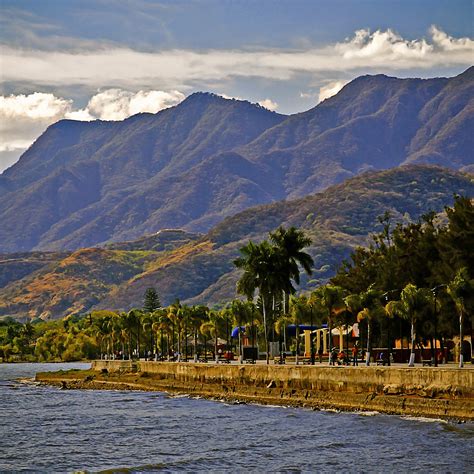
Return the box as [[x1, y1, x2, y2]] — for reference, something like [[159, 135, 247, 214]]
[[92, 360, 474, 398]]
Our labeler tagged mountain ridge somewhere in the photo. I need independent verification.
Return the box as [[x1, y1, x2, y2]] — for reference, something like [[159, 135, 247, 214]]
[[0, 69, 472, 252]]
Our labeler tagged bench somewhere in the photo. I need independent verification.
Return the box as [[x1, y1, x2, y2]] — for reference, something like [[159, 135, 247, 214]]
[[244, 358, 256, 364], [422, 359, 433, 366], [376, 359, 388, 366]]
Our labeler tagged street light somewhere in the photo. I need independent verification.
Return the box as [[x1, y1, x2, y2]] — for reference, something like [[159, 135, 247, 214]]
[[431, 284, 447, 367]]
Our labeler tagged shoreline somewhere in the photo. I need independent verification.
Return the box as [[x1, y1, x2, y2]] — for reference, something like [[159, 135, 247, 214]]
[[34, 360, 474, 421]]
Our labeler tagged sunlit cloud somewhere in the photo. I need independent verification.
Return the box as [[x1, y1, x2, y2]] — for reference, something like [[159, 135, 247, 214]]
[[318, 80, 349, 102], [1, 26, 472, 89], [0, 89, 185, 171], [258, 98, 278, 111]]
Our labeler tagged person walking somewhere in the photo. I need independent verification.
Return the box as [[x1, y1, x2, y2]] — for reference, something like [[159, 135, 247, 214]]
[[318, 346, 323, 364], [352, 343, 359, 366]]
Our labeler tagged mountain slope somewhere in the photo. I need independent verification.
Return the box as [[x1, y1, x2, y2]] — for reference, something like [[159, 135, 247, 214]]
[[1, 69, 472, 253], [1, 166, 471, 320], [98, 166, 473, 310], [0, 94, 284, 252]]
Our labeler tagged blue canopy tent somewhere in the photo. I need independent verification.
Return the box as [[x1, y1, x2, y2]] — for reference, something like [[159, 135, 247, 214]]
[[231, 326, 246, 338], [286, 324, 327, 337]]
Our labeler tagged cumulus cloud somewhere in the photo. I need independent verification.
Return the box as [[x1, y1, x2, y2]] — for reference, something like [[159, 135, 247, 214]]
[[1, 26, 472, 89], [258, 99, 278, 111], [0, 92, 72, 154], [318, 80, 349, 102], [77, 89, 185, 121], [0, 89, 185, 172]]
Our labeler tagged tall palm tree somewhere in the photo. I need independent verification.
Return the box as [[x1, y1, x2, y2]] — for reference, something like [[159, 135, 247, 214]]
[[269, 226, 314, 312], [447, 267, 473, 368], [392, 284, 431, 367], [356, 286, 383, 366], [234, 240, 281, 364]]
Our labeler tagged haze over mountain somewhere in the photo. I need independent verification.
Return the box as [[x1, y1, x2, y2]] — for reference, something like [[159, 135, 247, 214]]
[[0, 68, 472, 253], [1, 166, 472, 320]]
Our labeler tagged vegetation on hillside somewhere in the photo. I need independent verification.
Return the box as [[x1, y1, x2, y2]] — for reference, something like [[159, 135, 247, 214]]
[[0, 166, 472, 320], [1, 197, 472, 366]]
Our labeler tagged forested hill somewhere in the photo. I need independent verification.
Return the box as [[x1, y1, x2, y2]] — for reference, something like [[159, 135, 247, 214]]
[[1, 166, 472, 320], [0, 68, 472, 253]]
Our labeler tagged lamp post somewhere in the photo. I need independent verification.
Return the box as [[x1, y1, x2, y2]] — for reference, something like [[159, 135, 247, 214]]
[[431, 284, 447, 367]]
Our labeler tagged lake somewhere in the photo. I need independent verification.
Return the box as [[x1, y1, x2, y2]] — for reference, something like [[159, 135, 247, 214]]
[[0, 363, 472, 472]]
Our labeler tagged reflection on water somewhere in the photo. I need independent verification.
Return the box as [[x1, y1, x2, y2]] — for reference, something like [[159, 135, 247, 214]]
[[0, 363, 472, 472]]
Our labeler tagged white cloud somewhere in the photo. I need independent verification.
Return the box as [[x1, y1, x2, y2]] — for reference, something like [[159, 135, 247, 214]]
[[0, 89, 185, 171], [258, 98, 278, 111], [1, 26, 472, 89], [318, 80, 349, 102], [0, 93, 72, 153], [83, 89, 184, 121]]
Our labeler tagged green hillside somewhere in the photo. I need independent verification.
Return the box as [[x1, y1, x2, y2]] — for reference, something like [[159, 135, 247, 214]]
[[1, 166, 472, 320]]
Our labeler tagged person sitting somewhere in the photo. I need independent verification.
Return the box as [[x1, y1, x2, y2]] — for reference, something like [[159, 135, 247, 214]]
[[377, 352, 386, 366]]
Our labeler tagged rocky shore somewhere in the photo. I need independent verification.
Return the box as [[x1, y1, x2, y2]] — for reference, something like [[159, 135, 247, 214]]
[[35, 361, 474, 421]]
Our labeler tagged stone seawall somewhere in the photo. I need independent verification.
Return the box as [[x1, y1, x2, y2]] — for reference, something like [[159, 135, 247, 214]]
[[86, 360, 474, 420]]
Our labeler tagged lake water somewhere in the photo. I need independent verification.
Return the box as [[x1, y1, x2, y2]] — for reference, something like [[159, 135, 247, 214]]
[[0, 363, 473, 473]]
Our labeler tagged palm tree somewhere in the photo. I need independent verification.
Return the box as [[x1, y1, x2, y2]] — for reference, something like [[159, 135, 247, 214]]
[[289, 294, 310, 364], [312, 285, 346, 364], [235, 240, 280, 364], [208, 310, 222, 362], [392, 284, 431, 367], [167, 300, 182, 360], [274, 313, 292, 363], [230, 300, 251, 363], [447, 267, 473, 368], [200, 321, 214, 362], [269, 226, 314, 312], [189, 305, 209, 362], [356, 286, 383, 366], [142, 312, 154, 359]]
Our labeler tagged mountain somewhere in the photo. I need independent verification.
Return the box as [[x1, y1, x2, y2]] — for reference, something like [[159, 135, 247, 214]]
[[1, 166, 472, 320], [0, 94, 284, 252], [1, 69, 473, 252]]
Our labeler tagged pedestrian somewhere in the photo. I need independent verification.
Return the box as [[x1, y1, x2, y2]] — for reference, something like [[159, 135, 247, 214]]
[[352, 343, 359, 366], [318, 346, 323, 363]]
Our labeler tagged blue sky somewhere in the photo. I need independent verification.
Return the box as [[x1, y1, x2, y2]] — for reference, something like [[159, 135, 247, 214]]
[[0, 0, 473, 171]]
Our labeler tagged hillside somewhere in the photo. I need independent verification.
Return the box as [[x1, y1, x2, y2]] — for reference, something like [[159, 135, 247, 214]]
[[0, 230, 199, 320], [0, 69, 472, 252], [1, 166, 472, 320]]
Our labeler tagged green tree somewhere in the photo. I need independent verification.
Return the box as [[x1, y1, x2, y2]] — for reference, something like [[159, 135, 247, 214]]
[[312, 285, 346, 363], [392, 284, 431, 366], [447, 267, 473, 368], [143, 287, 161, 313], [356, 286, 383, 366]]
